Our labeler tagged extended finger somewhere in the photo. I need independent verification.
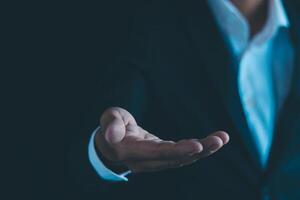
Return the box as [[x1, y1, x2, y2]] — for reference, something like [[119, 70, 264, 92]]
[[211, 131, 230, 145], [193, 131, 229, 158], [115, 137, 203, 161]]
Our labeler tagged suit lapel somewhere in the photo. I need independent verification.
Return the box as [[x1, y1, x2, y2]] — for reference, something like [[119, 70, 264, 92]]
[[266, 0, 300, 173], [182, 0, 261, 169]]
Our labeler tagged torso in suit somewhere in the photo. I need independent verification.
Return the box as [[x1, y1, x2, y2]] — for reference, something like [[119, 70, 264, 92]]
[[68, 0, 300, 199]]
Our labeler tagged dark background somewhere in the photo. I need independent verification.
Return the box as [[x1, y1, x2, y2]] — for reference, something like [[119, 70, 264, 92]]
[[8, 1, 300, 199], [3, 1, 141, 199]]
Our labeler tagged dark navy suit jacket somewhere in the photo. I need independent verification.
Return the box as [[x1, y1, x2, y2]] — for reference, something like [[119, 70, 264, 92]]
[[68, 1, 300, 199]]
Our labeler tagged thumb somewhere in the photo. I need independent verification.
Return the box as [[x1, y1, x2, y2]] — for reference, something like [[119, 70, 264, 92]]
[[100, 108, 127, 145], [104, 117, 126, 144]]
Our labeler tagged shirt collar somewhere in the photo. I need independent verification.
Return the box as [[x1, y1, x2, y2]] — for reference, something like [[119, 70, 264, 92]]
[[255, 0, 289, 44], [208, 0, 290, 55], [272, 0, 289, 28]]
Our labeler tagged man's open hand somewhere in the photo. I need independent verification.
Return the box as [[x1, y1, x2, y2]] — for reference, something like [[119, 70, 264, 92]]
[[95, 107, 229, 173]]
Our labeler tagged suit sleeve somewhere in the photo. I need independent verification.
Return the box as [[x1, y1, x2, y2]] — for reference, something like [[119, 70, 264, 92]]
[[66, 56, 151, 198], [66, 5, 156, 196]]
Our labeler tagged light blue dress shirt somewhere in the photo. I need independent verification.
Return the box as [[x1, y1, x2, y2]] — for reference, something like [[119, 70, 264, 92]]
[[209, 0, 294, 167], [88, 0, 294, 181]]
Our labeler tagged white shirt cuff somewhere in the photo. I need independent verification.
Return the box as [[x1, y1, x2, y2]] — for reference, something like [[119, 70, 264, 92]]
[[88, 126, 131, 181]]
